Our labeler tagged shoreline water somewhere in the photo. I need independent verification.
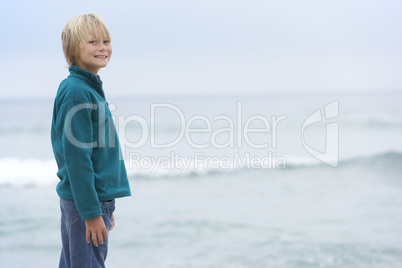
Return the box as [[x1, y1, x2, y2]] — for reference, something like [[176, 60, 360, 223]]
[[1, 160, 402, 268]]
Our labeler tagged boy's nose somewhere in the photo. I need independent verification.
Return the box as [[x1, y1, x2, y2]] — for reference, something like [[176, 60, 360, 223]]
[[98, 43, 107, 51]]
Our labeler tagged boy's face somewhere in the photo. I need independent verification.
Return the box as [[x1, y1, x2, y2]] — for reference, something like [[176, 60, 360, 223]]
[[74, 34, 112, 75]]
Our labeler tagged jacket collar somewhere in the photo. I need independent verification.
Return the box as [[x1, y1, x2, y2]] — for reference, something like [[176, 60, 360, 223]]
[[68, 65, 105, 99]]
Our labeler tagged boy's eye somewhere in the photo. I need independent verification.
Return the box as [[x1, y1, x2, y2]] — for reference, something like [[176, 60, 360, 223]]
[[104, 40, 111, 44], [89, 41, 97, 44]]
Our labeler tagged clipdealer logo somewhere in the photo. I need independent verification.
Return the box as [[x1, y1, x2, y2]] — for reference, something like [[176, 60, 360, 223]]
[[301, 100, 339, 167], [119, 101, 288, 171], [115, 102, 286, 150], [128, 152, 286, 174], [64, 100, 339, 171]]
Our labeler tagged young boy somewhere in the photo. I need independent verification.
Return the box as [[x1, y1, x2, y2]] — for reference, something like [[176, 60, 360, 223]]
[[51, 13, 131, 268]]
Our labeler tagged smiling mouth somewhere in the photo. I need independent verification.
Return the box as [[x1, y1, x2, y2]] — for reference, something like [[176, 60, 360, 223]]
[[95, 56, 108, 59]]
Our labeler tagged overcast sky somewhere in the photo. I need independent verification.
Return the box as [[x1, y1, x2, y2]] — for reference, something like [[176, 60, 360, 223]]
[[0, 0, 401, 98]]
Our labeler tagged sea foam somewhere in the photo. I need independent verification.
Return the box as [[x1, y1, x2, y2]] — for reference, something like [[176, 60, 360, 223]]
[[1, 151, 401, 188]]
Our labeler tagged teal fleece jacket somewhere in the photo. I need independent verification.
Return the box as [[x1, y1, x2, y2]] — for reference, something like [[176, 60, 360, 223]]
[[51, 65, 131, 220]]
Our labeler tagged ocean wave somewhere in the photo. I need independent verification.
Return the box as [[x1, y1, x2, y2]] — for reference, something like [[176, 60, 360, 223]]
[[1, 151, 401, 188], [339, 151, 402, 167], [341, 119, 402, 129], [0, 158, 58, 188]]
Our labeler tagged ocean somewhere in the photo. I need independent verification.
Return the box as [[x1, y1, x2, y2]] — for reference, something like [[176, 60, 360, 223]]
[[0, 91, 402, 268]]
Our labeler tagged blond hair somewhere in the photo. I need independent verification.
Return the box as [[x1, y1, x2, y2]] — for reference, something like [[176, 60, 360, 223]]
[[61, 13, 111, 66]]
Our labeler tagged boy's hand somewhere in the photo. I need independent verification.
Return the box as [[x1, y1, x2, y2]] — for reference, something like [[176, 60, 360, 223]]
[[85, 216, 108, 247]]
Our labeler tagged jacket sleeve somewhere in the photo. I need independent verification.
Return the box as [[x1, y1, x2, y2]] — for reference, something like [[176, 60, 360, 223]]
[[56, 98, 102, 220]]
